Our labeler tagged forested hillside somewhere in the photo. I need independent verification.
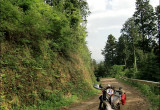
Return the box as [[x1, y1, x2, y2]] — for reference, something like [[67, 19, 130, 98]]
[[0, 0, 97, 109], [96, 0, 160, 82]]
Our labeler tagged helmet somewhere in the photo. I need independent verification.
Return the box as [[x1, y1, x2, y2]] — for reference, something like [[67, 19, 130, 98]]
[[107, 84, 111, 87]]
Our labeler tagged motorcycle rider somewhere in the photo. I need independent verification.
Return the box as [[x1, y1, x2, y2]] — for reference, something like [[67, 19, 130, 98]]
[[98, 84, 114, 109], [98, 84, 126, 110]]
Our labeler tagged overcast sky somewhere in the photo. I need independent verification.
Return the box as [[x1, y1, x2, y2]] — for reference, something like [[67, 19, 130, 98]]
[[86, 0, 159, 63]]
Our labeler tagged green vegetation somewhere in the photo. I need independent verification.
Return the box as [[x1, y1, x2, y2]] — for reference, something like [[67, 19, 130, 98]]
[[117, 77, 160, 110], [94, 0, 160, 109], [96, 0, 160, 82], [0, 0, 97, 109]]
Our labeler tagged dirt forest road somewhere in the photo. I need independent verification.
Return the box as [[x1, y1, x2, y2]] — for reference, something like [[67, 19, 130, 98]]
[[64, 78, 150, 110]]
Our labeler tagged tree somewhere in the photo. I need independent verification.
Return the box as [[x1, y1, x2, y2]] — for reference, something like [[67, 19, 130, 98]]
[[156, 5, 160, 63], [102, 34, 117, 68], [100, 0, 160, 81], [133, 0, 156, 53], [121, 18, 140, 72], [137, 53, 160, 82], [117, 34, 129, 67], [95, 61, 106, 77]]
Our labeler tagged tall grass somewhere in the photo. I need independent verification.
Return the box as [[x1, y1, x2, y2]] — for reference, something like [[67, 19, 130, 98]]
[[21, 94, 78, 110], [117, 77, 160, 110]]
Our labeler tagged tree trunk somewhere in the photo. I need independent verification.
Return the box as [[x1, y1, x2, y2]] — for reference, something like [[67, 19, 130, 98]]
[[0, 41, 1, 72], [141, 11, 145, 54], [124, 58, 127, 68], [158, 11, 160, 64], [133, 45, 137, 73], [0, 42, 1, 57]]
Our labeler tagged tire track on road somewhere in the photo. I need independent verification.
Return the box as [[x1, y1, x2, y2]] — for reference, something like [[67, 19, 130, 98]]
[[64, 78, 150, 110]]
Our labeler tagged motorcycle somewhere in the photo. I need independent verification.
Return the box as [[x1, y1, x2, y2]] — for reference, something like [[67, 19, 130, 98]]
[[93, 84, 126, 110]]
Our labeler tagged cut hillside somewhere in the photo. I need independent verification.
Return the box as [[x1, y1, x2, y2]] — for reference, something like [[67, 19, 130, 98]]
[[0, 0, 96, 109], [0, 40, 97, 110]]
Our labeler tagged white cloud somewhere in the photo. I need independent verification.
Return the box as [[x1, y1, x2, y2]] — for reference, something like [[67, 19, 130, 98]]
[[87, 0, 107, 12], [111, 0, 135, 10], [150, 0, 159, 8]]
